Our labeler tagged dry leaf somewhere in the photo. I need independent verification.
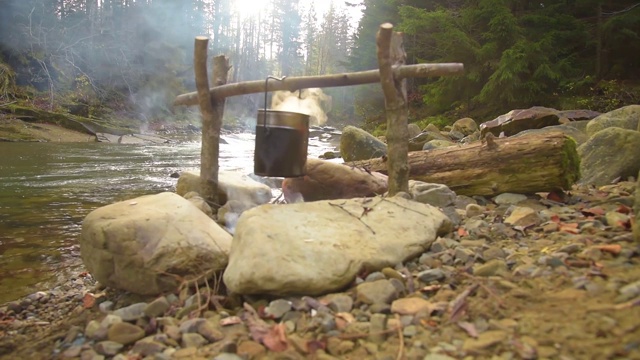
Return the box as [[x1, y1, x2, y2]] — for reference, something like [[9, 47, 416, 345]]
[[581, 207, 605, 216], [220, 316, 242, 326], [262, 323, 288, 352], [457, 227, 468, 237], [457, 321, 479, 337], [82, 293, 96, 309]]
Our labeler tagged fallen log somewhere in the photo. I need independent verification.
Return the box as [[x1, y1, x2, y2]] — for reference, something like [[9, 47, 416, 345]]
[[345, 131, 580, 197]]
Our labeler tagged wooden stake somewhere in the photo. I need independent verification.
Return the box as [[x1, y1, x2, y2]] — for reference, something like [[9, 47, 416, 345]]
[[377, 23, 409, 196], [194, 37, 229, 206]]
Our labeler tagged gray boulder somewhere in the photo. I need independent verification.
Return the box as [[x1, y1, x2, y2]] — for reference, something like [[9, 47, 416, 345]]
[[586, 105, 640, 137], [422, 139, 455, 150], [578, 127, 640, 185], [176, 170, 272, 206], [634, 170, 640, 243], [409, 131, 450, 151], [223, 196, 452, 296], [452, 118, 479, 136], [513, 122, 589, 145], [340, 126, 387, 162], [409, 181, 456, 207], [80, 192, 232, 295], [407, 123, 422, 138]]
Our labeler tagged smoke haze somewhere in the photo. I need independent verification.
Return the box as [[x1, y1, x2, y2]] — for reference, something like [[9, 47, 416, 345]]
[[271, 88, 332, 126]]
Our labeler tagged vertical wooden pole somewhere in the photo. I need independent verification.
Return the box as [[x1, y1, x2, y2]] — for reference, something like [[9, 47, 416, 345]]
[[376, 23, 409, 196], [194, 36, 229, 206]]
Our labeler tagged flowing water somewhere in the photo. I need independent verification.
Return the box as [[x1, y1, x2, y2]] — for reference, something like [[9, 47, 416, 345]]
[[0, 132, 339, 304]]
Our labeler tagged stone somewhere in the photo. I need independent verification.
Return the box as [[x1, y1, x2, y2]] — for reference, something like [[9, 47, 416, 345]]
[[409, 131, 450, 151], [356, 280, 398, 305], [80, 192, 232, 295], [113, 302, 147, 321], [462, 330, 508, 353], [390, 297, 434, 315], [324, 294, 354, 313], [513, 122, 589, 145], [417, 268, 446, 283], [422, 139, 455, 150], [480, 106, 563, 137], [197, 321, 224, 342], [493, 193, 527, 205], [504, 206, 542, 227], [130, 340, 166, 357], [107, 322, 145, 345], [282, 158, 388, 202], [452, 118, 479, 136], [340, 125, 387, 162], [634, 170, 640, 243], [465, 204, 484, 218], [94, 341, 124, 356], [473, 259, 508, 277], [182, 191, 213, 217], [237, 340, 266, 359], [586, 105, 640, 136], [409, 181, 456, 207], [223, 196, 451, 296], [176, 170, 272, 206], [578, 127, 640, 185], [144, 297, 170, 318], [181, 333, 208, 348], [264, 299, 293, 319], [408, 123, 422, 138]]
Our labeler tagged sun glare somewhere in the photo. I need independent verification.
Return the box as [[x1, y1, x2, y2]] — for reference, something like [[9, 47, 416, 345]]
[[233, 0, 269, 19]]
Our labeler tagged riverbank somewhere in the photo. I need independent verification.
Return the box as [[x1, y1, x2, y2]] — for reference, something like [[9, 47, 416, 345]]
[[1, 182, 638, 360], [0, 118, 95, 142]]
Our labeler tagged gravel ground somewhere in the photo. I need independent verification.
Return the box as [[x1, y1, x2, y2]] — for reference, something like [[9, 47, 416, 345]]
[[1, 181, 639, 360]]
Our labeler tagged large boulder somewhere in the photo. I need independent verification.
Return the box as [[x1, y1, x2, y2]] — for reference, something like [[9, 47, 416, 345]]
[[586, 105, 640, 137], [578, 127, 640, 185], [451, 118, 479, 136], [281, 158, 388, 202], [223, 195, 452, 296], [513, 122, 589, 145], [176, 171, 272, 206], [634, 170, 640, 243], [480, 107, 600, 137], [340, 126, 387, 162], [80, 192, 232, 295]]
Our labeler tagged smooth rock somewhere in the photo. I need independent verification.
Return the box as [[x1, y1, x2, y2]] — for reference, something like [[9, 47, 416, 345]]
[[282, 158, 388, 202], [144, 297, 170, 318], [325, 294, 354, 313], [452, 118, 479, 136], [181, 333, 207, 348], [417, 269, 446, 283], [107, 322, 145, 345], [493, 193, 527, 205], [409, 181, 456, 207], [474, 259, 508, 277], [462, 330, 508, 353], [265, 299, 292, 319], [465, 204, 484, 218], [578, 127, 640, 185], [422, 139, 455, 150], [356, 280, 398, 305], [410, 131, 450, 151], [340, 125, 387, 162], [182, 191, 213, 217], [80, 192, 232, 295], [391, 297, 434, 315], [130, 340, 166, 357], [224, 196, 451, 296], [113, 302, 147, 321], [176, 170, 272, 206], [504, 207, 542, 227], [586, 104, 640, 136]]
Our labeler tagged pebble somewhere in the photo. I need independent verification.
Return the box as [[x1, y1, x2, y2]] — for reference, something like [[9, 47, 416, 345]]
[[465, 203, 485, 218], [391, 297, 433, 315], [473, 259, 507, 277], [112, 302, 147, 321], [94, 341, 124, 356], [181, 332, 208, 348], [417, 268, 446, 283], [107, 322, 145, 345], [264, 299, 292, 319], [494, 193, 527, 205], [326, 294, 354, 313], [356, 279, 398, 305], [144, 296, 170, 317]]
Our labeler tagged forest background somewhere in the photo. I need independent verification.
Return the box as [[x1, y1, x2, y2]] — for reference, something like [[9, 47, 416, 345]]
[[0, 0, 639, 134]]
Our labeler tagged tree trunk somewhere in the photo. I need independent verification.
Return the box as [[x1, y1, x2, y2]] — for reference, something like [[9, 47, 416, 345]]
[[345, 131, 581, 197]]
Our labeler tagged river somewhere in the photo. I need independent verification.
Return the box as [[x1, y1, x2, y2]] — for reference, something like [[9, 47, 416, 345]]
[[0, 132, 339, 304]]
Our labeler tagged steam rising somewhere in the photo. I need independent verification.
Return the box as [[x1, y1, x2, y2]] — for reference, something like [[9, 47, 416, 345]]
[[271, 88, 332, 126]]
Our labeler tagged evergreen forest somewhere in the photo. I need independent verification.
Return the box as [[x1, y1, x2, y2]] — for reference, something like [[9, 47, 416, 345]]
[[0, 0, 638, 130]]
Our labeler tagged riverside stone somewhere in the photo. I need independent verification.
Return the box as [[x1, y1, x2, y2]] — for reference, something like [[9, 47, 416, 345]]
[[107, 322, 145, 345], [113, 302, 147, 321], [340, 125, 387, 162], [578, 127, 640, 185], [452, 118, 479, 136], [176, 170, 272, 206], [356, 280, 398, 305], [223, 195, 451, 296], [585, 105, 640, 136], [80, 192, 232, 295], [408, 181, 456, 207], [390, 297, 434, 315]]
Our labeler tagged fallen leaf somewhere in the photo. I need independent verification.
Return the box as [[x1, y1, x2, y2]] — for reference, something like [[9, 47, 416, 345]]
[[219, 316, 242, 326], [581, 207, 605, 216], [592, 244, 622, 255], [83, 293, 96, 309], [547, 191, 565, 203], [262, 323, 288, 352], [457, 321, 479, 337], [617, 204, 632, 214]]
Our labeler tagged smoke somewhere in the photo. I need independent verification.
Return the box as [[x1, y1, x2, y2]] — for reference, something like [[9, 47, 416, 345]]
[[271, 88, 332, 126]]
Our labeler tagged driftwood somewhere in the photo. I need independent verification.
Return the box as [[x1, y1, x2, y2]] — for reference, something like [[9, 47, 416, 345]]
[[346, 131, 581, 197], [173, 63, 463, 106], [377, 23, 409, 196], [194, 36, 230, 205]]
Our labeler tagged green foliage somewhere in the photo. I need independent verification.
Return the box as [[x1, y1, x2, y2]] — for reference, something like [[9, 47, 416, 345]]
[[413, 115, 452, 130], [559, 79, 640, 113]]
